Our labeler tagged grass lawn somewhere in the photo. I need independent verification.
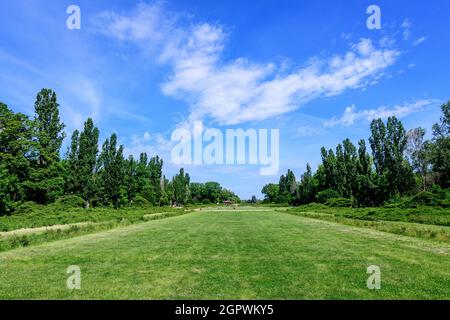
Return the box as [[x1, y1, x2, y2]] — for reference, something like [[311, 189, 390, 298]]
[[0, 208, 449, 299]]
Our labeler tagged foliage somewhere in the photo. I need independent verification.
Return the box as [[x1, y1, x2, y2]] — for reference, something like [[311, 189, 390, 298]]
[[261, 184, 279, 203], [324, 197, 353, 208], [132, 195, 151, 207], [401, 191, 446, 208], [53, 195, 85, 209], [264, 105, 450, 208], [429, 102, 450, 187], [287, 210, 450, 244], [65, 118, 99, 208], [315, 189, 340, 203], [25, 89, 66, 204], [171, 168, 190, 205]]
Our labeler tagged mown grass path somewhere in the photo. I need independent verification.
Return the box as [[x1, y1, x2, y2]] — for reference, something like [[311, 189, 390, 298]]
[[0, 209, 448, 299]]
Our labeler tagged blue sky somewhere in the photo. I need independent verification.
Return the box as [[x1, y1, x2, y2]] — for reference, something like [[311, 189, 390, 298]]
[[1, 0, 449, 198]]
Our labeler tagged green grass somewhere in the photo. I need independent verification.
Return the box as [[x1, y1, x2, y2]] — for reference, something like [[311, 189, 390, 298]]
[[0, 210, 191, 252], [286, 210, 450, 244], [0, 206, 183, 232], [290, 204, 450, 226], [0, 208, 449, 299]]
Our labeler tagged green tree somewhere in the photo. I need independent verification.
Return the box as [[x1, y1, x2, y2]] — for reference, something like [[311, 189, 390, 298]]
[[190, 183, 206, 203], [369, 119, 387, 175], [160, 175, 172, 206], [406, 127, 430, 191], [0, 103, 33, 212], [172, 168, 190, 206], [278, 169, 296, 204], [78, 118, 99, 208], [123, 155, 138, 203], [25, 89, 66, 204], [342, 139, 358, 198], [205, 182, 222, 203], [148, 156, 163, 205], [320, 147, 339, 193], [370, 117, 415, 198], [357, 139, 371, 177], [65, 130, 79, 194], [65, 118, 99, 208], [354, 139, 376, 206], [98, 133, 125, 208], [220, 188, 240, 203], [430, 102, 450, 187], [297, 164, 316, 204], [261, 183, 279, 203]]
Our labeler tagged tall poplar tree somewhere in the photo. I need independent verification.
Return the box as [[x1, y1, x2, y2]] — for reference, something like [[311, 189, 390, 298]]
[[98, 133, 124, 207], [26, 89, 65, 204], [77, 118, 99, 208], [430, 102, 450, 187], [148, 156, 164, 205]]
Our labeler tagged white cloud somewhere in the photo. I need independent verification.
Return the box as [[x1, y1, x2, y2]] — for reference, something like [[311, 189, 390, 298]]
[[94, 4, 401, 126], [325, 99, 437, 127], [295, 126, 325, 138], [92, 3, 171, 43], [125, 131, 173, 159], [162, 31, 399, 125], [412, 36, 427, 46], [379, 36, 395, 48], [401, 19, 412, 40], [341, 33, 352, 40]]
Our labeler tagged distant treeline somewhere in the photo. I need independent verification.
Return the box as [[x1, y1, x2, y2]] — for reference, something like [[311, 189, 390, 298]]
[[262, 102, 450, 207], [0, 89, 239, 214]]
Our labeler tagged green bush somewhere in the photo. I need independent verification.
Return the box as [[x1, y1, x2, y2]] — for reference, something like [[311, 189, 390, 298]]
[[132, 195, 150, 207], [325, 198, 353, 208], [316, 189, 340, 203], [274, 195, 288, 204], [15, 201, 45, 214], [53, 195, 85, 209], [402, 192, 443, 208]]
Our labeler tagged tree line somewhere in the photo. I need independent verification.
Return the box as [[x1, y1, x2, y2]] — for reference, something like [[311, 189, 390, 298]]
[[0, 89, 239, 214], [262, 102, 450, 206]]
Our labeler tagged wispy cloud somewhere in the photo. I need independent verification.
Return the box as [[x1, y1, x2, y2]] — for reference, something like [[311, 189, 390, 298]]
[[295, 126, 326, 138], [325, 99, 437, 127], [401, 19, 412, 40], [92, 3, 172, 44], [412, 36, 427, 46], [124, 130, 173, 159]]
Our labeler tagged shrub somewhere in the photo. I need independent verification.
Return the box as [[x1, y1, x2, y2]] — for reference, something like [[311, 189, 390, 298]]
[[325, 198, 353, 208], [316, 189, 340, 203], [132, 195, 150, 207], [15, 201, 45, 214], [430, 184, 445, 197], [10, 235, 30, 248], [53, 195, 85, 209], [274, 195, 289, 204], [201, 199, 211, 205], [402, 192, 443, 208]]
